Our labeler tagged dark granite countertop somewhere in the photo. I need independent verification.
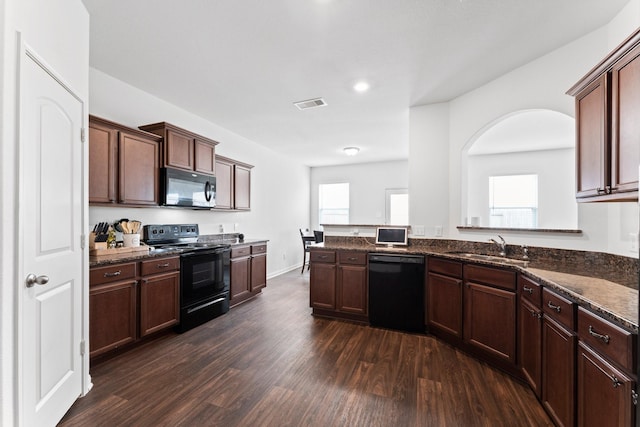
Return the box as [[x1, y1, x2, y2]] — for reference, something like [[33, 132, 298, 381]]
[[89, 238, 268, 267], [312, 237, 639, 333]]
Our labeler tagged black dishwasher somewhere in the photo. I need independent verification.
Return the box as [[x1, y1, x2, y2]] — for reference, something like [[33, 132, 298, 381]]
[[368, 253, 425, 333]]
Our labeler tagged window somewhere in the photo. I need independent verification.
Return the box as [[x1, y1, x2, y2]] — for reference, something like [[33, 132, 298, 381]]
[[385, 189, 409, 225], [489, 174, 538, 228], [319, 183, 349, 224]]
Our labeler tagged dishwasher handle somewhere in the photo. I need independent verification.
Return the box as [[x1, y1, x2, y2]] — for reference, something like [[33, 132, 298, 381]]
[[368, 254, 424, 264]]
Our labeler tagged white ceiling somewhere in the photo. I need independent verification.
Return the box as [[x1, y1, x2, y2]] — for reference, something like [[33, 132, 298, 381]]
[[81, 0, 629, 167]]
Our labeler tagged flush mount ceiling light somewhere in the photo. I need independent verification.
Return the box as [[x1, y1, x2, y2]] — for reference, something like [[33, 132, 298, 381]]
[[343, 147, 360, 156], [293, 97, 327, 110], [353, 81, 370, 93]]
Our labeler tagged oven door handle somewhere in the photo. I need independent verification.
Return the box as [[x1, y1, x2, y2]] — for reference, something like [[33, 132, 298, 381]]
[[180, 248, 230, 258]]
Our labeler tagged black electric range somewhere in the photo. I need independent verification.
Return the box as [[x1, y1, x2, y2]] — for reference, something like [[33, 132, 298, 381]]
[[143, 224, 231, 332]]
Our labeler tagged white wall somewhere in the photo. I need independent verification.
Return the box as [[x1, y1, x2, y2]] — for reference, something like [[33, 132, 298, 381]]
[[88, 69, 310, 277], [1, 0, 89, 424], [466, 148, 577, 229], [310, 160, 408, 230], [409, 103, 450, 238], [410, 2, 640, 256]]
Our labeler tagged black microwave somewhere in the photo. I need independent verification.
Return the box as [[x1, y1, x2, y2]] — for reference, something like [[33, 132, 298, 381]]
[[161, 168, 216, 209]]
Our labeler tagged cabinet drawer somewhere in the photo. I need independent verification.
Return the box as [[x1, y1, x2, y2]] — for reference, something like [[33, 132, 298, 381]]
[[310, 250, 336, 264], [519, 275, 542, 308], [90, 262, 137, 286], [251, 244, 267, 255], [428, 257, 462, 278], [231, 245, 251, 258], [464, 264, 516, 291], [338, 251, 367, 265], [542, 288, 576, 330], [140, 256, 180, 276], [578, 307, 636, 371]]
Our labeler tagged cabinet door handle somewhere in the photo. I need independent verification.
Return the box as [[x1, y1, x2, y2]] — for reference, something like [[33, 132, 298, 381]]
[[320, 255, 328, 259], [526, 306, 542, 319], [157, 263, 170, 268], [588, 325, 610, 344], [348, 257, 357, 261], [597, 186, 613, 195], [522, 285, 534, 294], [611, 376, 621, 388], [104, 270, 121, 278], [547, 301, 561, 313]]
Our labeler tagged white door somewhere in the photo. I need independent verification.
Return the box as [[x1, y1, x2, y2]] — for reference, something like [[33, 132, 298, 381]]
[[19, 47, 85, 426]]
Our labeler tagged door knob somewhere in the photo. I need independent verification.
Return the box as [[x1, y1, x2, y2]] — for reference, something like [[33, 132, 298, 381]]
[[25, 273, 49, 288]]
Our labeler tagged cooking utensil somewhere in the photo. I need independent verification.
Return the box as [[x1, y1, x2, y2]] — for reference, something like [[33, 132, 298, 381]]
[[130, 220, 141, 234]]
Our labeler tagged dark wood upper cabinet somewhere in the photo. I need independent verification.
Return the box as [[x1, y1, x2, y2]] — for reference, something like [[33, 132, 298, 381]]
[[568, 27, 640, 202], [139, 122, 219, 175], [119, 131, 160, 205], [214, 155, 253, 211], [88, 119, 118, 204], [165, 128, 194, 171], [234, 163, 252, 210], [89, 116, 161, 206], [214, 156, 234, 209], [574, 75, 610, 199], [611, 43, 640, 196], [195, 139, 216, 174]]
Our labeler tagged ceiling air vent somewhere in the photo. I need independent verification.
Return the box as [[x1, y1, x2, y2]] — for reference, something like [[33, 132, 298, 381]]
[[294, 98, 327, 110]]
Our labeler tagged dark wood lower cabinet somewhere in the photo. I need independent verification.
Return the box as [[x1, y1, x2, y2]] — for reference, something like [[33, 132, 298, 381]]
[[542, 316, 576, 427], [139, 271, 180, 337], [229, 243, 268, 307], [463, 281, 517, 365], [230, 256, 251, 301], [310, 262, 337, 310], [336, 263, 367, 315], [310, 250, 367, 322], [577, 341, 635, 427], [89, 256, 179, 362], [251, 253, 267, 292], [520, 297, 543, 398], [427, 272, 463, 339], [89, 280, 137, 358]]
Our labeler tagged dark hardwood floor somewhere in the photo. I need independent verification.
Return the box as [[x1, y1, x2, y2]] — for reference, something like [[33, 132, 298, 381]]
[[60, 270, 553, 427]]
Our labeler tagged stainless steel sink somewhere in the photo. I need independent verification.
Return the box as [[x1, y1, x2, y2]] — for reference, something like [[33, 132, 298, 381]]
[[448, 252, 529, 267]]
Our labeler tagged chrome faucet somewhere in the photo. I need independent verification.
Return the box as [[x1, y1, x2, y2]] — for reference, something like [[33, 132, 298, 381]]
[[489, 235, 507, 257]]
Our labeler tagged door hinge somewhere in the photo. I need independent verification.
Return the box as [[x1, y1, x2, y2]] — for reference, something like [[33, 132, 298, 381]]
[[81, 234, 86, 250], [632, 390, 638, 406], [80, 340, 86, 356], [81, 127, 86, 143]]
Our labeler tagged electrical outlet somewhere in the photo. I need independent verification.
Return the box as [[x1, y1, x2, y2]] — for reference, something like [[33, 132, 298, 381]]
[[234, 223, 239, 231], [414, 225, 425, 236], [219, 224, 224, 233], [631, 232, 638, 253], [434, 225, 443, 237], [353, 229, 359, 236]]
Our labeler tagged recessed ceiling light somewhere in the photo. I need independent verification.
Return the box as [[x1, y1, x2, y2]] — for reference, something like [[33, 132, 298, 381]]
[[353, 81, 370, 93], [343, 147, 360, 156]]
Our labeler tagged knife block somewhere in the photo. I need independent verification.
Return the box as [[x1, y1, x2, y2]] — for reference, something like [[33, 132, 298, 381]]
[[89, 232, 108, 250]]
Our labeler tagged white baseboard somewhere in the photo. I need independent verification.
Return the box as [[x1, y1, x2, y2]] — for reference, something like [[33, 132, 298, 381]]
[[267, 263, 305, 279]]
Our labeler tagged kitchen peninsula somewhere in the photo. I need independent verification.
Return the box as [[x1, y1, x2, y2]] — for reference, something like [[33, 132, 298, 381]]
[[310, 235, 638, 426]]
